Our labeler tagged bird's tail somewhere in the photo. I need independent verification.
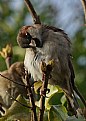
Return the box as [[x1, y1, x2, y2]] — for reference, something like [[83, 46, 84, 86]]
[[63, 79, 79, 116], [73, 85, 86, 107]]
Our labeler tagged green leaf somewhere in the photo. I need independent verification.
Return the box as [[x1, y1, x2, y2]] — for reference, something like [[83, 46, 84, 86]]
[[43, 84, 63, 109], [47, 85, 63, 96], [48, 105, 68, 121], [34, 81, 42, 94], [66, 115, 86, 121], [48, 92, 64, 105], [61, 95, 66, 106], [49, 108, 62, 121]]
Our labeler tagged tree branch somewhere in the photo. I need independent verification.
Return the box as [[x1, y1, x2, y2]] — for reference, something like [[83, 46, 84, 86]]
[[0, 73, 26, 87], [38, 62, 53, 121], [80, 0, 86, 22], [25, 71, 38, 121], [24, 0, 41, 24], [6, 91, 32, 109]]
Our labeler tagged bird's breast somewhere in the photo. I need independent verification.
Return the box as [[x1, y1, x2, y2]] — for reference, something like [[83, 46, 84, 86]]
[[24, 48, 43, 81], [24, 48, 63, 84]]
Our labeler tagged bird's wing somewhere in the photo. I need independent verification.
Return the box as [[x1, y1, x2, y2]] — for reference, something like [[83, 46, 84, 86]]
[[68, 56, 75, 87], [43, 25, 75, 85], [42, 25, 71, 43]]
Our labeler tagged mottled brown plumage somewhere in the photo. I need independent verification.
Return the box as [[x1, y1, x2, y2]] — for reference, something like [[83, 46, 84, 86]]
[[0, 62, 27, 114]]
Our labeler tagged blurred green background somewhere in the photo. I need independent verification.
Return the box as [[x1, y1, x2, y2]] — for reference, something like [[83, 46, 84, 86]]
[[0, 0, 86, 99]]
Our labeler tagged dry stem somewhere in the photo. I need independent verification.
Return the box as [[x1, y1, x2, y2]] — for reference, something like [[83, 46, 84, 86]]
[[25, 71, 38, 121], [24, 0, 41, 24], [80, 0, 86, 22], [38, 64, 52, 121]]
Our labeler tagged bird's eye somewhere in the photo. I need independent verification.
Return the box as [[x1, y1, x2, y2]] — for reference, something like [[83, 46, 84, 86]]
[[25, 32, 32, 41]]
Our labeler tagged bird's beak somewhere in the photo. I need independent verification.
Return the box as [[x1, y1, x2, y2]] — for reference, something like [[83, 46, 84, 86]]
[[29, 39, 36, 47]]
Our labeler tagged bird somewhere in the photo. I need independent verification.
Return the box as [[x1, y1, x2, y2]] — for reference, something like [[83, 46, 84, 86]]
[[17, 24, 86, 115], [0, 62, 27, 115]]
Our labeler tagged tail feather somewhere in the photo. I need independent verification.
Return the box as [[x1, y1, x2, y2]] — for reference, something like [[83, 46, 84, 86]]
[[68, 56, 86, 107], [73, 85, 86, 107]]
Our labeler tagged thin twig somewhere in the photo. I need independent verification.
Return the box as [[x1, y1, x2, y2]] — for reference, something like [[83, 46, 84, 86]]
[[25, 71, 38, 121], [6, 91, 32, 109], [0, 73, 26, 87], [38, 65, 52, 121], [80, 0, 86, 22], [24, 0, 41, 24]]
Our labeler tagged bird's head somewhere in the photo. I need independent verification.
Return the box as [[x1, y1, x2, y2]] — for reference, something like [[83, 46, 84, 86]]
[[17, 24, 43, 48]]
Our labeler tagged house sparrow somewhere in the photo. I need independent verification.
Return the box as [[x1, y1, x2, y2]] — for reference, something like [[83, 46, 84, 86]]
[[17, 24, 83, 115], [0, 62, 27, 114]]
